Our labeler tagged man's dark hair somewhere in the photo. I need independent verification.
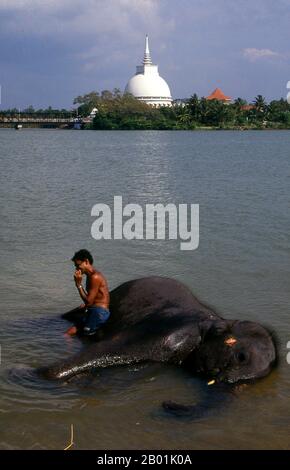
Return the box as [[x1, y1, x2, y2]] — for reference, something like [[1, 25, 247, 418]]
[[72, 249, 94, 264]]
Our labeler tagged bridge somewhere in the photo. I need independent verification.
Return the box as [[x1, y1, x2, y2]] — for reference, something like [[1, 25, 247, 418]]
[[0, 115, 91, 129]]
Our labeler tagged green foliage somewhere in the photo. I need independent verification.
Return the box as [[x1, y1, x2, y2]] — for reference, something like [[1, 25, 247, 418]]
[[89, 91, 177, 130], [2, 90, 290, 130], [73, 91, 290, 130]]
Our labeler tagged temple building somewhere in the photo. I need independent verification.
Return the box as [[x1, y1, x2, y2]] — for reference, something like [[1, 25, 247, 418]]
[[125, 35, 173, 107], [206, 88, 232, 104]]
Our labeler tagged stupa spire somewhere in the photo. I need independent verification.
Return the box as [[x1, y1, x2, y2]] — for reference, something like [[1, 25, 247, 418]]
[[143, 35, 152, 65], [125, 34, 172, 107]]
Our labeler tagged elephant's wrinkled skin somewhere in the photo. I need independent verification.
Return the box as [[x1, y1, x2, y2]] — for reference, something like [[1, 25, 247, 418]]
[[39, 277, 277, 417]]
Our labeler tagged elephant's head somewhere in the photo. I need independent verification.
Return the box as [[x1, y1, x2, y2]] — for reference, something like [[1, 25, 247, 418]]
[[163, 320, 277, 418], [191, 319, 277, 384]]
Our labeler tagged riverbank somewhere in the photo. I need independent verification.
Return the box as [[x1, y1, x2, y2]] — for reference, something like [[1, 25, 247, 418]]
[[2, 123, 290, 130], [3, 91, 290, 131]]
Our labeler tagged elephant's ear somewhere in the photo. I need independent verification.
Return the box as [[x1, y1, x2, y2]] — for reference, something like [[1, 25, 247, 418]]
[[162, 323, 202, 364], [200, 318, 233, 341]]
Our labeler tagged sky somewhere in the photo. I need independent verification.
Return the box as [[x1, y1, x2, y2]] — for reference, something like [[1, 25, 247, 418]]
[[0, 0, 290, 109]]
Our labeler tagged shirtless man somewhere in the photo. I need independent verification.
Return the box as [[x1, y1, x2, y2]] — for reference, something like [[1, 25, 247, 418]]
[[66, 249, 110, 336]]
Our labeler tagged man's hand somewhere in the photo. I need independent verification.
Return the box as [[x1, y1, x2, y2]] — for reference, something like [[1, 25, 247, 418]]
[[74, 269, 83, 287]]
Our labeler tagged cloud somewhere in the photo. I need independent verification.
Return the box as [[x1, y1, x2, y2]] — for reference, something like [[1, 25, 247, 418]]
[[0, 0, 167, 36], [0, 0, 65, 11], [243, 48, 284, 62], [1, 0, 290, 107], [0, 0, 176, 70]]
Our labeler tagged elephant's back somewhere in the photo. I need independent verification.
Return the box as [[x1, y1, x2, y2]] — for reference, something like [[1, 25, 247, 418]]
[[105, 276, 218, 333]]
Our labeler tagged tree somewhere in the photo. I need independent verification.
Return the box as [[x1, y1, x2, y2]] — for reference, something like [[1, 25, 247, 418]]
[[23, 105, 35, 113], [234, 97, 247, 109], [73, 92, 101, 116], [188, 93, 200, 121], [253, 95, 268, 121], [112, 88, 122, 98], [176, 107, 192, 129], [268, 99, 290, 123], [198, 99, 229, 126], [101, 90, 113, 100]]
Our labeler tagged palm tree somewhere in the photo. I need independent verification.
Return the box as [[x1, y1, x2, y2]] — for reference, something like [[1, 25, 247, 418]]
[[234, 97, 247, 109], [177, 107, 191, 127], [188, 93, 200, 121], [253, 95, 268, 122], [253, 95, 267, 113]]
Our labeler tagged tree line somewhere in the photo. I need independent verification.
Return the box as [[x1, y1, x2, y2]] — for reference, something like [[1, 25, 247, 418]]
[[73, 90, 290, 130], [1, 90, 290, 129]]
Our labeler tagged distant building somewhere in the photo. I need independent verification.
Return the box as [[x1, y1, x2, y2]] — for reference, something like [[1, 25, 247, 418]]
[[240, 104, 255, 111], [89, 107, 98, 118], [173, 98, 188, 107], [125, 35, 173, 107], [206, 88, 232, 104]]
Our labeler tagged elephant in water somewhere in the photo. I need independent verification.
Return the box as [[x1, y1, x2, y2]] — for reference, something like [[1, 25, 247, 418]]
[[39, 277, 277, 418]]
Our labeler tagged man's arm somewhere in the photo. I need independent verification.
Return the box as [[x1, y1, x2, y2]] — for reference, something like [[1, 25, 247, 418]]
[[75, 271, 101, 307], [76, 285, 88, 304]]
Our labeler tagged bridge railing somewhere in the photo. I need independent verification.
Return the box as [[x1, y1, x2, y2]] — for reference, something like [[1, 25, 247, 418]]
[[0, 117, 74, 123]]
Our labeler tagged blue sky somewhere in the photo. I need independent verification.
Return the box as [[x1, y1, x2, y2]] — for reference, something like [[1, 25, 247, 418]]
[[0, 0, 290, 109]]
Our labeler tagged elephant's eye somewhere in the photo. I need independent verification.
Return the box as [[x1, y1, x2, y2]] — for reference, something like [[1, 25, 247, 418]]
[[236, 351, 248, 363]]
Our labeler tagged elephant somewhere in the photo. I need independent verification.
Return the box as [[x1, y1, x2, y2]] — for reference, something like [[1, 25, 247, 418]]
[[38, 277, 277, 418]]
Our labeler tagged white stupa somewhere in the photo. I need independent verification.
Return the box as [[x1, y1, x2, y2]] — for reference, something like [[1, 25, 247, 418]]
[[125, 35, 173, 107]]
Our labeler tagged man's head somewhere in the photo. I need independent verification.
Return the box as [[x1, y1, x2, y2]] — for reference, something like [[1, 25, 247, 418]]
[[72, 249, 94, 274]]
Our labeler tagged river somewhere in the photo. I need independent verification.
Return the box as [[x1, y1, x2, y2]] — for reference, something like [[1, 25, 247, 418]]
[[0, 128, 289, 449]]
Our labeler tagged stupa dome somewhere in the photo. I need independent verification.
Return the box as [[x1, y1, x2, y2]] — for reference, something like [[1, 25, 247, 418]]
[[125, 36, 172, 107]]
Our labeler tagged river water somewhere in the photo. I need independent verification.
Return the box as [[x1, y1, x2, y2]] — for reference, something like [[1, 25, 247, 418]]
[[0, 129, 289, 449]]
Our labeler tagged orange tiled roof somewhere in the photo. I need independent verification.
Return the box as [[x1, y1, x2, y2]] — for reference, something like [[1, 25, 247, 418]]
[[206, 88, 231, 102]]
